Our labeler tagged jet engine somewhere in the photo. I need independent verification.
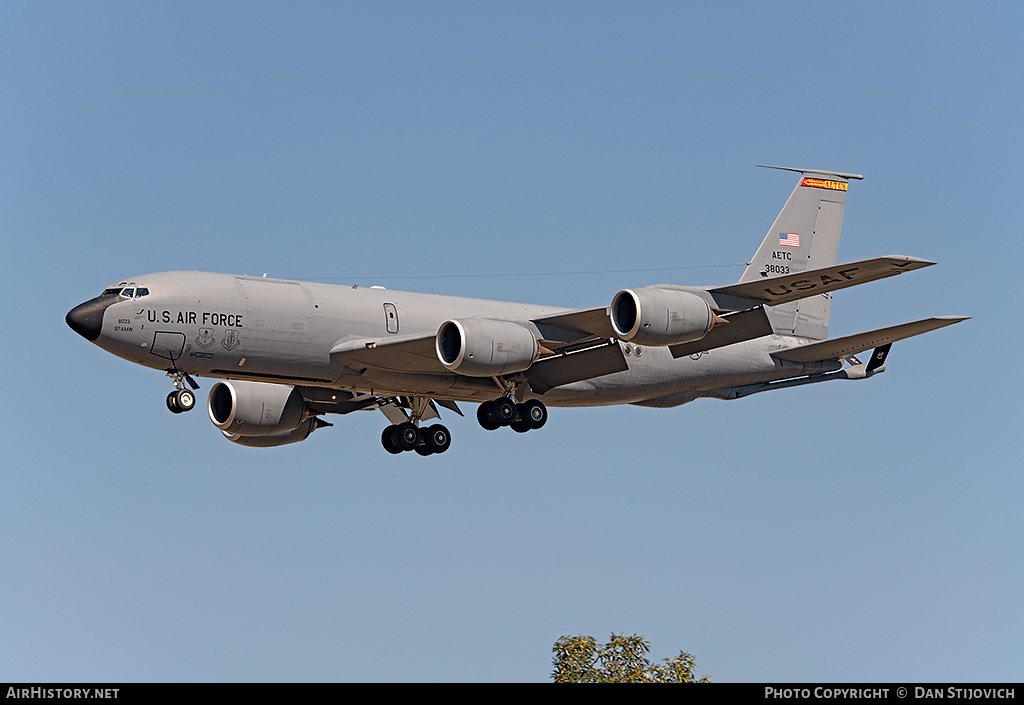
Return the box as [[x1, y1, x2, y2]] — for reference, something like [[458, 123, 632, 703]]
[[609, 287, 716, 346], [219, 418, 324, 447], [435, 318, 539, 376], [208, 380, 320, 445]]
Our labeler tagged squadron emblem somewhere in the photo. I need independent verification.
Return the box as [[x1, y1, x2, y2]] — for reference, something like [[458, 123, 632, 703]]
[[195, 328, 216, 349], [221, 329, 240, 351]]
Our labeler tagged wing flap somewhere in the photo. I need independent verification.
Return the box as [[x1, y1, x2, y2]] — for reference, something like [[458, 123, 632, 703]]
[[770, 316, 968, 363], [669, 307, 774, 358], [526, 341, 627, 394]]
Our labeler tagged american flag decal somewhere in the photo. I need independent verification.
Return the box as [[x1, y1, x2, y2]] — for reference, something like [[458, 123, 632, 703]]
[[779, 232, 800, 247]]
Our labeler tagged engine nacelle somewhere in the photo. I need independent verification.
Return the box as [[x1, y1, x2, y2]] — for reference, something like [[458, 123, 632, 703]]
[[219, 417, 320, 447], [208, 380, 312, 438], [435, 318, 539, 377], [609, 287, 715, 346]]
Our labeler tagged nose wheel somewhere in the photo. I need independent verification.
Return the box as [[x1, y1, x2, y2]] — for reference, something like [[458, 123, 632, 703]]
[[166, 388, 196, 414], [165, 369, 200, 413]]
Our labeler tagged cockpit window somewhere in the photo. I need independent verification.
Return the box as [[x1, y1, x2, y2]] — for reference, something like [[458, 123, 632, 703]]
[[102, 287, 123, 296], [136, 288, 149, 297], [120, 288, 135, 299]]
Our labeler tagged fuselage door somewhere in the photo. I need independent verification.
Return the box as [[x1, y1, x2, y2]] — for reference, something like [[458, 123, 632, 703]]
[[384, 303, 399, 334], [150, 331, 186, 361]]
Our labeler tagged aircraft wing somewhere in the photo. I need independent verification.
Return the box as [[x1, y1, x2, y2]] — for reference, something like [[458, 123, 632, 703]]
[[328, 312, 629, 393], [328, 304, 619, 375], [294, 386, 383, 415], [531, 306, 616, 344], [330, 333, 444, 374], [770, 316, 968, 363], [709, 255, 935, 310]]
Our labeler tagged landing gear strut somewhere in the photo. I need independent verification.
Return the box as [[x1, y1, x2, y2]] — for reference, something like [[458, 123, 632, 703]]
[[165, 369, 199, 414], [379, 397, 452, 456]]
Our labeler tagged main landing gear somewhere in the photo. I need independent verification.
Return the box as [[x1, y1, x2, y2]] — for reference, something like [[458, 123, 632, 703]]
[[378, 396, 452, 456], [165, 370, 199, 414], [378, 396, 546, 455], [380, 422, 452, 456], [477, 398, 547, 433]]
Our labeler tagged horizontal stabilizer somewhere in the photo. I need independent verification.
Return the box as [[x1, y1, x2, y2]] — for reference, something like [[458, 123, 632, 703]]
[[710, 256, 935, 310], [770, 316, 968, 363], [756, 164, 865, 181]]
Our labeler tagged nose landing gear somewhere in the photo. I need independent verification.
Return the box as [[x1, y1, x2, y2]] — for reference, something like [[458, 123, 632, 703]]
[[165, 370, 200, 414], [166, 388, 196, 414]]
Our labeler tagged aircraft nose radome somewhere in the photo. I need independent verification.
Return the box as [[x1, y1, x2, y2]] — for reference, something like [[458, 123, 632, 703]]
[[66, 299, 107, 341]]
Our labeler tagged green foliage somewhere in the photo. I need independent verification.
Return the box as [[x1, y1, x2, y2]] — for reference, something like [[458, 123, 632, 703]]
[[551, 633, 710, 683]]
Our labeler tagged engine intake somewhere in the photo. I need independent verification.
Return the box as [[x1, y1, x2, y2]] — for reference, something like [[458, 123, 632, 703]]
[[610, 287, 715, 346], [435, 318, 539, 377]]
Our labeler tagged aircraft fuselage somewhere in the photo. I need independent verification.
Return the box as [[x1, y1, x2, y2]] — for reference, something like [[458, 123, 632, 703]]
[[69, 270, 835, 408]]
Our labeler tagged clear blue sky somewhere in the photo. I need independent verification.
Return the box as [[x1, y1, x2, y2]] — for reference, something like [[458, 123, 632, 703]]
[[3, 2, 1020, 682]]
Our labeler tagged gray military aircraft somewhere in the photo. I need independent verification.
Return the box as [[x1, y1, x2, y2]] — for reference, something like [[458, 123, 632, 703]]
[[67, 166, 966, 456]]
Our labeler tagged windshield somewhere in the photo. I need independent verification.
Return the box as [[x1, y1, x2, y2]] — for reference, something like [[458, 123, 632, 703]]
[[100, 286, 149, 298]]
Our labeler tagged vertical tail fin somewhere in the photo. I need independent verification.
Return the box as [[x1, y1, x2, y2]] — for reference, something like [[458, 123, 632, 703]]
[[741, 166, 863, 339]]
